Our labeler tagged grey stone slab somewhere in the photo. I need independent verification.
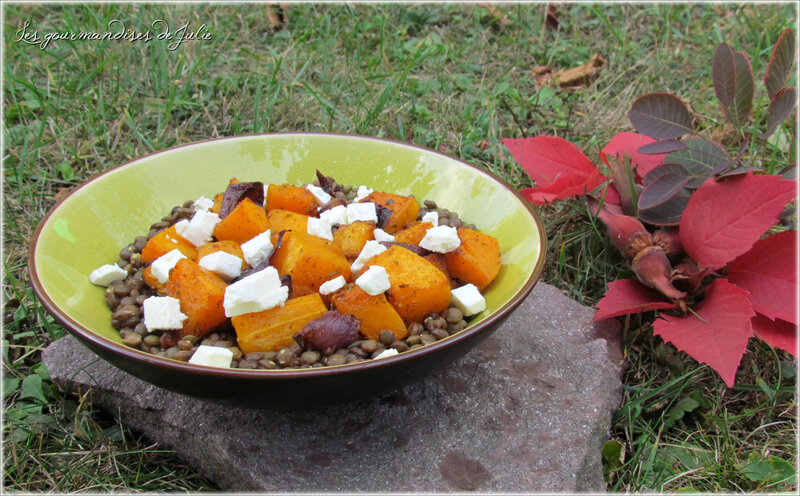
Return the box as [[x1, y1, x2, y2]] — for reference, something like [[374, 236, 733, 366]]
[[43, 282, 623, 493]]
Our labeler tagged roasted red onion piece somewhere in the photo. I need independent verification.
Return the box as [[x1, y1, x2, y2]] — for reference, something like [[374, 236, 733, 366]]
[[375, 204, 393, 229], [315, 170, 336, 195], [293, 311, 360, 355], [378, 241, 431, 256], [318, 197, 348, 215], [219, 181, 264, 218]]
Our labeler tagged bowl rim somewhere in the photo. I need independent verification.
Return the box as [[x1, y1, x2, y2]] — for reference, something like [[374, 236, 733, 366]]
[[28, 132, 547, 380]]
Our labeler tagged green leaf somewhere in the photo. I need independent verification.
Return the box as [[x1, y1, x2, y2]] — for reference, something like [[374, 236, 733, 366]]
[[765, 29, 796, 100], [3, 377, 21, 398], [20, 374, 48, 404], [663, 396, 700, 430], [602, 439, 625, 481], [741, 453, 797, 485], [56, 161, 75, 181]]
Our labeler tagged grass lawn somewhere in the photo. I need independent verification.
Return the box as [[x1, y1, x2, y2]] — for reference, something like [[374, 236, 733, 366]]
[[3, 2, 797, 492]]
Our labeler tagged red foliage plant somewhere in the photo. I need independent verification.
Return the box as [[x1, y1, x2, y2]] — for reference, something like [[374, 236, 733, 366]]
[[503, 30, 798, 386]]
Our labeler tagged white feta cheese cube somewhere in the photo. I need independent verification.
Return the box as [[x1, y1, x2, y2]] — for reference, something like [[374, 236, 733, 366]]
[[151, 249, 187, 284], [306, 184, 332, 204], [189, 345, 234, 368], [355, 265, 391, 295], [193, 195, 215, 211], [373, 228, 395, 243], [319, 275, 346, 295], [143, 296, 188, 330], [223, 266, 288, 317], [175, 210, 221, 246], [307, 216, 333, 241], [351, 240, 387, 273], [353, 185, 374, 202], [263, 183, 269, 206], [198, 251, 243, 281], [421, 211, 439, 227], [374, 348, 399, 359], [346, 202, 378, 224], [319, 205, 348, 226], [89, 263, 128, 286], [419, 225, 461, 253], [240, 230, 273, 267], [451, 283, 486, 316]]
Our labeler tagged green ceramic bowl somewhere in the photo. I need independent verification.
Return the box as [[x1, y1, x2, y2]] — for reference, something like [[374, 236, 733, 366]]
[[30, 133, 545, 406]]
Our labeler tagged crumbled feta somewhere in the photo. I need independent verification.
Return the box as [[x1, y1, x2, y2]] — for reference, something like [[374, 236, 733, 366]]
[[307, 216, 333, 241], [175, 210, 220, 246], [355, 265, 390, 295], [263, 183, 269, 206], [151, 249, 187, 284], [451, 283, 486, 316], [89, 263, 128, 286], [319, 275, 346, 295], [240, 230, 273, 267], [320, 205, 348, 226], [346, 202, 378, 224], [421, 211, 439, 227], [351, 240, 387, 273], [143, 296, 188, 330], [193, 195, 215, 211], [419, 225, 461, 253], [374, 348, 399, 359], [223, 266, 288, 317], [373, 228, 395, 242], [353, 185, 374, 202], [198, 251, 243, 281], [189, 345, 234, 368], [306, 184, 332, 205]]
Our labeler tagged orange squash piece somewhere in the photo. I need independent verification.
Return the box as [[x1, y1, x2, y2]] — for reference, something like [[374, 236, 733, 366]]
[[165, 259, 229, 339], [445, 227, 501, 291], [266, 184, 319, 216], [363, 192, 420, 233], [211, 178, 241, 214], [332, 286, 408, 341], [197, 240, 247, 269], [332, 221, 375, 260], [393, 221, 434, 245], [269, 230, 351, 297], [265, 209, 310, 245], [141, 226, 198, 264], [212, 198, 268, 244], [423, 253, 449, 277], [368, 245, 451, 325], [142, 266, 167, 295], [232, 293, 328, 353]]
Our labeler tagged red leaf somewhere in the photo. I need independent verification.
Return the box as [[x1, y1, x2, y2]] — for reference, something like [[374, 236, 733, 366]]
[[679, 173, 796, 269], [600, 132, 666, 179], [519, 167, 607, 205], [503, 136, 608, 203], [653, 279, 754, 387], [594, 279, 679, 321], [727, 230, 798, 324], [752, 313, 798, 357]]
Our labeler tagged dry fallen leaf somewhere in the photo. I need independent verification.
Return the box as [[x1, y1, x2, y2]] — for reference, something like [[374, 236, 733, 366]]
[[54, 187, 74, 203], [545, 3, 560, 29], [266, 3, 288, 31], [552, 53, 607, 89], [531, 65, 554, 88]]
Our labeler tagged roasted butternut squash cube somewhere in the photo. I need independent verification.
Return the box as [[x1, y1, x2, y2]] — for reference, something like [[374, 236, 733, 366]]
[[368, 245, 451, 325], [266, 184, 319, 216], [363, 192, 420, 233], [165, 258, 229, 339], [332, 285, 408, 341], [197, 240, 247, 269], [269, 230, 351, 297], [266, 209, 310, 245], [141, 225, 198, 263], [232, 293, 328, 353], [332, 221, 375, 260], [212, 198, 268, 244], [445, 227, 501, 291], [393, 221, 434, 245]]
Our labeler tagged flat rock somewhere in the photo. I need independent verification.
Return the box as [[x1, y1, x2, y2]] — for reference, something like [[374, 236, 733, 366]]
[[43, 282, 623, 492]]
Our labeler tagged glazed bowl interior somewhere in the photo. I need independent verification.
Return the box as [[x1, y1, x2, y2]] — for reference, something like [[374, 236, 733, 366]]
[[31, 134, 545, 395]]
